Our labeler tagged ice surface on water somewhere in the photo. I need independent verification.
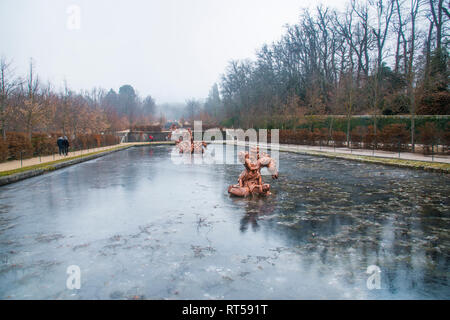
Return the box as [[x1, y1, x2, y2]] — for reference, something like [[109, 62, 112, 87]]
[[0, 144, 448, 299]]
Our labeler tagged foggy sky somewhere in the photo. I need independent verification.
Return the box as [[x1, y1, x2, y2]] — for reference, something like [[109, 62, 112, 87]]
[[0, 0, 346, 103]]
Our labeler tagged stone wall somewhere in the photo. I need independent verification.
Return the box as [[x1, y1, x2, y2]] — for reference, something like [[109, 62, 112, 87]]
[[126, 131, 170, 142]]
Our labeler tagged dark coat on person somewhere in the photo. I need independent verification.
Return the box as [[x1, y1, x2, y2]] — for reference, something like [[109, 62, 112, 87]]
[[57, 136, 65, 155], [57, 137, 64, 148], [62, 136, 69, 155]]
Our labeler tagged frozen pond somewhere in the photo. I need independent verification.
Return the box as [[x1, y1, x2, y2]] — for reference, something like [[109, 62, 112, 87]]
[[0, 144, 449, 299]]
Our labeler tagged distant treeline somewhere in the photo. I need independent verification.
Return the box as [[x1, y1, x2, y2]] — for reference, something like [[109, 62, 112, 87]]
[[0, 132, 120, 162], [266, 114, 449, 131], [274, 123, 450, 154], [271, 115, 450, 153], [2, 0, 448, 149], [193, 0, 449, 151], [0, 58, 159, 141]]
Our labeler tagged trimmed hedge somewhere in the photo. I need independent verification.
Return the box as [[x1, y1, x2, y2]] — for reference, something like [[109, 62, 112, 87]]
[[267, 121, 449, 154], [7, 132, 34, 160], [378, 123, 410, 151], [71, 134, 120, 150], [32, 133, 58, 155], [263, 115, 449, 134], [0, 139, 8, 162], [332, 131, 347, 147], [418, 122, 440, 154], [0, 132, 120, 162], [131, 125, 162, 132]]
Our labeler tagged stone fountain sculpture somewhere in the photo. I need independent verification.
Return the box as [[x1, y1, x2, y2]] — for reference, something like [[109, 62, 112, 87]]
[[171, 128, 207, 154], [228, 146, 278, 197]]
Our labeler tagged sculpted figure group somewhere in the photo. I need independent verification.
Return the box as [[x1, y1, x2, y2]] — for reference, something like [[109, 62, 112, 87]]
[[228, 146, 278, 197], [168, 125, 278, 197], [171, 127, 207, 154]]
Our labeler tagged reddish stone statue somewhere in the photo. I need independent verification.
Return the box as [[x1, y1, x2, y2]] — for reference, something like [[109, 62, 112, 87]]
[[228, 147, 278, 197], [173, 129, 207, 154]]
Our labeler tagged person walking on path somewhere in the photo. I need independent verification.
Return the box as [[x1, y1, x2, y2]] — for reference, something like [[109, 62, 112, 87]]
[[63, 136, 69, 156], [57, 136, 64, 155]]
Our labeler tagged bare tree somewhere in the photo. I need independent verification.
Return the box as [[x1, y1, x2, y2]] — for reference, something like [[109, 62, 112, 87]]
[[369, 0, 395, 145], [0, 57, 19, 140], [21, 58, 41, 139], [185, 99, 202, 122], [405, 0, 422, 151], [393, 0, 407, 73], [351, 0, 373, 81], [429, 0, 445, 50]]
